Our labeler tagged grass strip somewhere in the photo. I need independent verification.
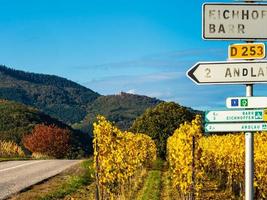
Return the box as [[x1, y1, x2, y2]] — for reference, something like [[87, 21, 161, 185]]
[[38, 159, 94, 200], [137, 159, 164, 200], [138, 170, 161, 200]]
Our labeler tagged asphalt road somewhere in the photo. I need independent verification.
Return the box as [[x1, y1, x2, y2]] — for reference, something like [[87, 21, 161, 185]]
[[0, 160, 81, 200]]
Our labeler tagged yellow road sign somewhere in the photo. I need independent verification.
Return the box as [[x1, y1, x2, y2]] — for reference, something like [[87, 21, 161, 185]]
[[264, 109, 267, 122], [228, 43, 265, 60]]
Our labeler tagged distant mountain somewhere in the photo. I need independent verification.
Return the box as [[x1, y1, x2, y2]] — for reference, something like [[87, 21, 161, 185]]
[[0, 65, 100, 124], [0, 65, 163, 131], [0, 65, 194, 136], [79, 92, 162, 133], [0, 65, 203, 158], [0, 100, 91, 157]]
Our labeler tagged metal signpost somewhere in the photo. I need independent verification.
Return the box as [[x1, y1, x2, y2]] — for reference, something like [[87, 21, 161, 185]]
[[226, 96, 267, 108], [186, 0, 267, 199], [245, 84, 254, 200]]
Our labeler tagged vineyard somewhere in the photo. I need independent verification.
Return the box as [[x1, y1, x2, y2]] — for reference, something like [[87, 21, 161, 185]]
[[93, 116, 157, 200], [93, 115, 267, 199]]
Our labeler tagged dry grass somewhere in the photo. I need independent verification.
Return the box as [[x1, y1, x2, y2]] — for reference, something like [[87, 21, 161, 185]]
[[9, 159, 94, 200], [0, 140, 25, 157], [31, 152, 52, 159]]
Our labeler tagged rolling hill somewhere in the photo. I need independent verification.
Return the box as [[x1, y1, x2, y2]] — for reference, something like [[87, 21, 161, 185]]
[[0, 65, 100, 124], [0, 65, 202, 158], [0, 65, 163, 132], [0, 100, 91, 157], [79, 92, 162, 133]]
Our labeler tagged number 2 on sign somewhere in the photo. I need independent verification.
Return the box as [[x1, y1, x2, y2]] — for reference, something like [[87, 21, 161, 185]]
[[205, 68, 211, 78]]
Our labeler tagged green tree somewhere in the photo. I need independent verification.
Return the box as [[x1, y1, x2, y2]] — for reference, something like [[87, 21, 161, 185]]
[[130, 102, 195, 159]]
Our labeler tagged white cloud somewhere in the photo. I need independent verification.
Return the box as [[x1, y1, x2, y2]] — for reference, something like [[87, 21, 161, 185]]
[[127, 89, 137, 94]]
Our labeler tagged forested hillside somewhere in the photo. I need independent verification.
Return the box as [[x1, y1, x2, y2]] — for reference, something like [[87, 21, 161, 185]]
[[0, 65, 100, 124], [0, 66, 163, 130], [0, 100, 91, 157], [79, 92, 162, 133]]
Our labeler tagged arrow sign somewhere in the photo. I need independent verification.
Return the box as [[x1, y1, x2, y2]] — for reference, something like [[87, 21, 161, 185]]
[[226, 97, 267, 109], [205, 109, 267, 122], [205, 123, 267, 132], [187, 61, 267, 85]]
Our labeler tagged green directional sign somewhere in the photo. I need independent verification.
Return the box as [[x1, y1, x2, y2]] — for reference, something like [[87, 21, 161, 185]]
[[205, 123, 267, 132], [205, 109, 267, 122]]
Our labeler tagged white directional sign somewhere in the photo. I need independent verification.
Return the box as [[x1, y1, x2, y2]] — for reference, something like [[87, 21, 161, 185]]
[[226, 97, 267, 109], [205, 123, 267, 132], [203, 3, 267, 40], [205, 109, 267, 122], [187, 61, 267, 85]]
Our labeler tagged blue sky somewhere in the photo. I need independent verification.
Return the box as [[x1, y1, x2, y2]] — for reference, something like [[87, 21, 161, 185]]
[[0, 0, 266, 110]]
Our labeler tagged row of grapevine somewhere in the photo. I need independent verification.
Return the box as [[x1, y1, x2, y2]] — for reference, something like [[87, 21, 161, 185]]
[[167, 115, 267, 199], [93, 116, 157, 200], [167, 115, 203, 199], [200, 133, 267, 199]]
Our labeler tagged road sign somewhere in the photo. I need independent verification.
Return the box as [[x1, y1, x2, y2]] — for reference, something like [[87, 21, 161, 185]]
[[203, 3, 267, 40], [205, 122, 267, 132], [226, 97, 267, 109], [205, 109, 267, 122], [187, 60, 267, 85], [228, 43, 265, 60]]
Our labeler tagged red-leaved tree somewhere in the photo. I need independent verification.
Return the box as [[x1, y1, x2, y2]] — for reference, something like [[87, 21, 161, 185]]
[[23, 124, 71, 158]]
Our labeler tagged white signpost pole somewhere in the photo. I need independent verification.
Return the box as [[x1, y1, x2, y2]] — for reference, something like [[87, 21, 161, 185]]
[[245, 0, 254, 198], [245, 84, 254, 200]]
